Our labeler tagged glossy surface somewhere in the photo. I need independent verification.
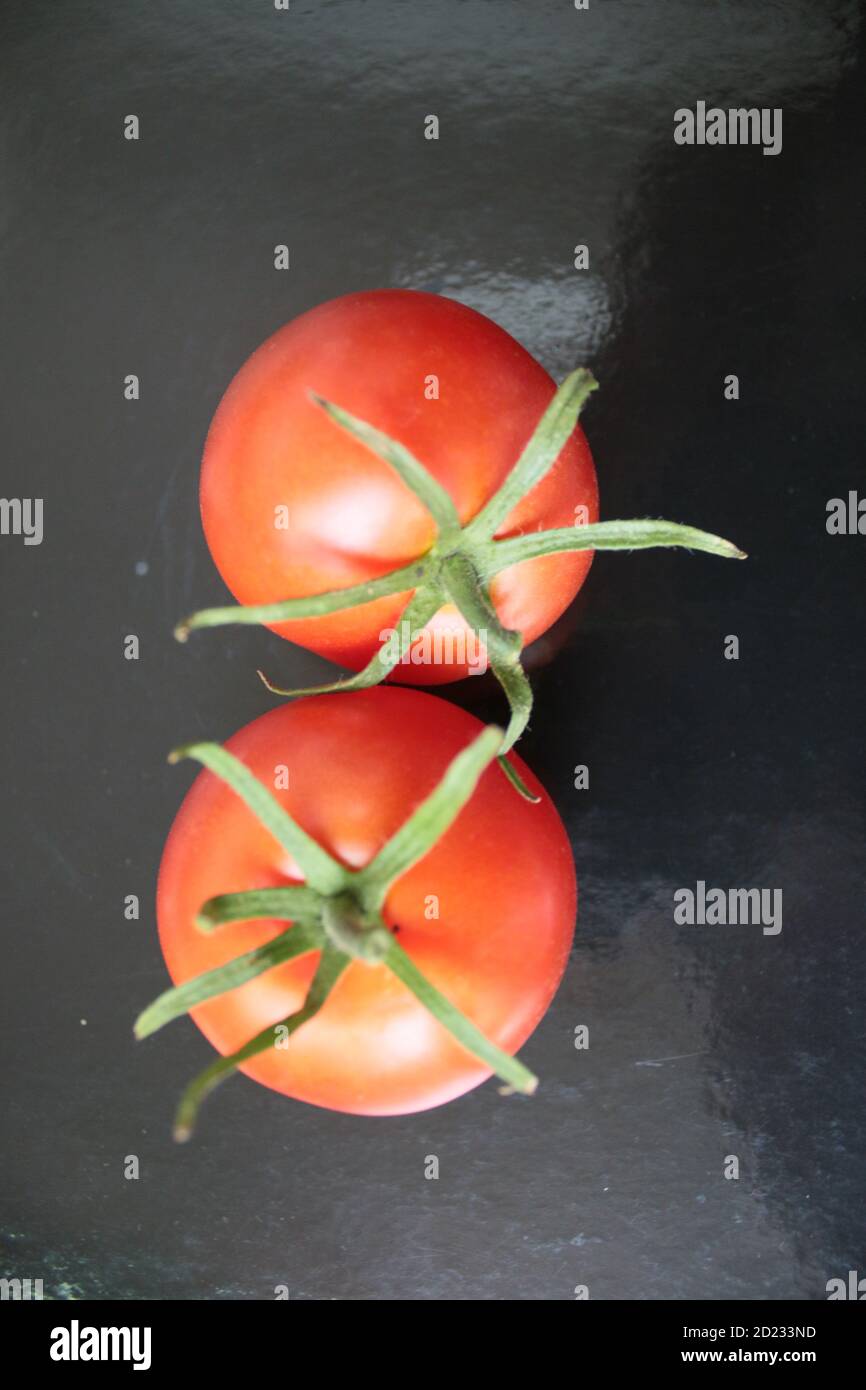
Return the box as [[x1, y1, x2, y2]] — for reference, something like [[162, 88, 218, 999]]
[[1, 0, 863, 1299], [200, 289, 597, 679], [158, 690, 575, 1114]]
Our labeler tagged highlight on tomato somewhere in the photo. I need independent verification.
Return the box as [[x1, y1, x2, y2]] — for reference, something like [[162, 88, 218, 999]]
[[176, 290, 745, 785], [136, 688, 577, 1139]]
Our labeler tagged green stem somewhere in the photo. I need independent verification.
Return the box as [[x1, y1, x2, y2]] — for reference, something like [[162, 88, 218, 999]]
[[439, 552, 522, 665], [489, 658, 534, 754], [359, 725, 503, 910], [311, 393, 462, 543], [496, 753, 539, 802], [175, 560, 426, 642], [257, 585, 444, 699], [462, 368, 598, 543], [173, 945, 348, 1141], [480, 519, 747, 575], [321, 893, 393, 962], [258, 649, 399, 700], [437, 558, 538, 797], [134, 922, 321, 1039], [169, 743, 348, 897], [384, 939, 538, 1095], [195, 886, 322, 932]]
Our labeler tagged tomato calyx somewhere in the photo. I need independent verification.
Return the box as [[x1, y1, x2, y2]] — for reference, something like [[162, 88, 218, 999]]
[[176, 369, 746, 790], [135, 723, 541, 1140], [320, 893, 392, 962]]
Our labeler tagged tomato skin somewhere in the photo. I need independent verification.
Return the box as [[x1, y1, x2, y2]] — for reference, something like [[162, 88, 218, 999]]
[[157, 689, 576, 1116], [200, 290, 599, 681]]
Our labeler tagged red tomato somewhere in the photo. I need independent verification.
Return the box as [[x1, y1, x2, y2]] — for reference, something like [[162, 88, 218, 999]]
[[157, 688, 576, 1115], [200, 289, 598, 682]]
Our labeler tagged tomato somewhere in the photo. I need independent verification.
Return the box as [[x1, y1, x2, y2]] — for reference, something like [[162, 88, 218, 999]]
[[157, 688, 576, 1116], [199, 289, 598, 682]]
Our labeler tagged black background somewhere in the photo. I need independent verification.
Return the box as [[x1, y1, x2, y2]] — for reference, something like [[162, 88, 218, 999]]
[[1, 0, 864, 1301]]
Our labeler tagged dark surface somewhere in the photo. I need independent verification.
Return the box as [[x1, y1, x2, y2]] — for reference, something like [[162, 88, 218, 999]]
[[2, 0, 864, 1301]]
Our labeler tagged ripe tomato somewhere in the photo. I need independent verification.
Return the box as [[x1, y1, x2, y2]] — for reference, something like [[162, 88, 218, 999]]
[[157, 688, 576, 1115], [199, 289, 598, 682]]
